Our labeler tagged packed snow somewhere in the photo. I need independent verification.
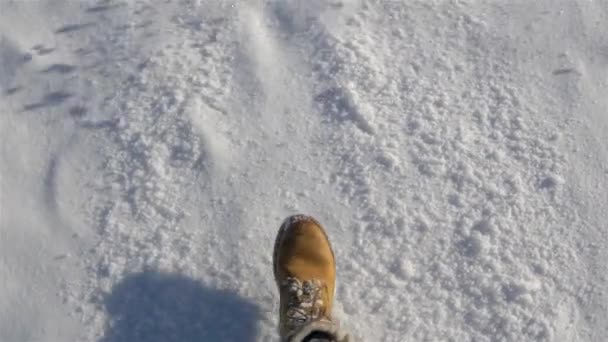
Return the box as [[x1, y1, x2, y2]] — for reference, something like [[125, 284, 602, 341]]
[[1, 1, 607, 341]]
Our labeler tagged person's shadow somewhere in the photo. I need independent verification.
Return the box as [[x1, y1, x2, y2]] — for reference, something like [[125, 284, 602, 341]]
[[99, 271, 261, 342]]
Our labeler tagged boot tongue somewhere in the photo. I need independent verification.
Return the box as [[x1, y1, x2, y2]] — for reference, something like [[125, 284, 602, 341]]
[[283, 277, 325, 336]]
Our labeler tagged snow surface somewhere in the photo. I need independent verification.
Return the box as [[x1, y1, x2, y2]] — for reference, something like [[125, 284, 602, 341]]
[[1, 0, 608, 341]]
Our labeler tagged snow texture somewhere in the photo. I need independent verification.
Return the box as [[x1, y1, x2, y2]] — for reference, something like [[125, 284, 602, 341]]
[[1, 0, 608, 341]]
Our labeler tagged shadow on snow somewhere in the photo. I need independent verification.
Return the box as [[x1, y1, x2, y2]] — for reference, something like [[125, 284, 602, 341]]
[[99, 271, 261, 342]]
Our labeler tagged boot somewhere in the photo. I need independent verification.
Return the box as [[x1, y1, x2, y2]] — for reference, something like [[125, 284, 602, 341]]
[[273, 215, 349, 342]]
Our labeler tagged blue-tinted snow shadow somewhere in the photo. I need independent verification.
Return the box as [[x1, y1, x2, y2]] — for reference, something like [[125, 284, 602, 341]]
[[99, 271, 261, 342]]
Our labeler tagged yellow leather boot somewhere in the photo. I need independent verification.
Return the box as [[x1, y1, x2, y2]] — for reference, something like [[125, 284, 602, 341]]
[[273, 215, 346, 341]]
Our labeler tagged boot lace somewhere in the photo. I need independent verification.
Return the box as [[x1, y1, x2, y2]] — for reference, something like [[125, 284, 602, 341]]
[[282, 277, 325, 334]]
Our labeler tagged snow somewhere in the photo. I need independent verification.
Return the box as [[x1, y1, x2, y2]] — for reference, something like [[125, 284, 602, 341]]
[[1, 0, 607, 341]]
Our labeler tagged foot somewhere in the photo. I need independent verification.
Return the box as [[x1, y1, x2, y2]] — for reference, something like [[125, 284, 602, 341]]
[[273, 215, 336, 340]]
